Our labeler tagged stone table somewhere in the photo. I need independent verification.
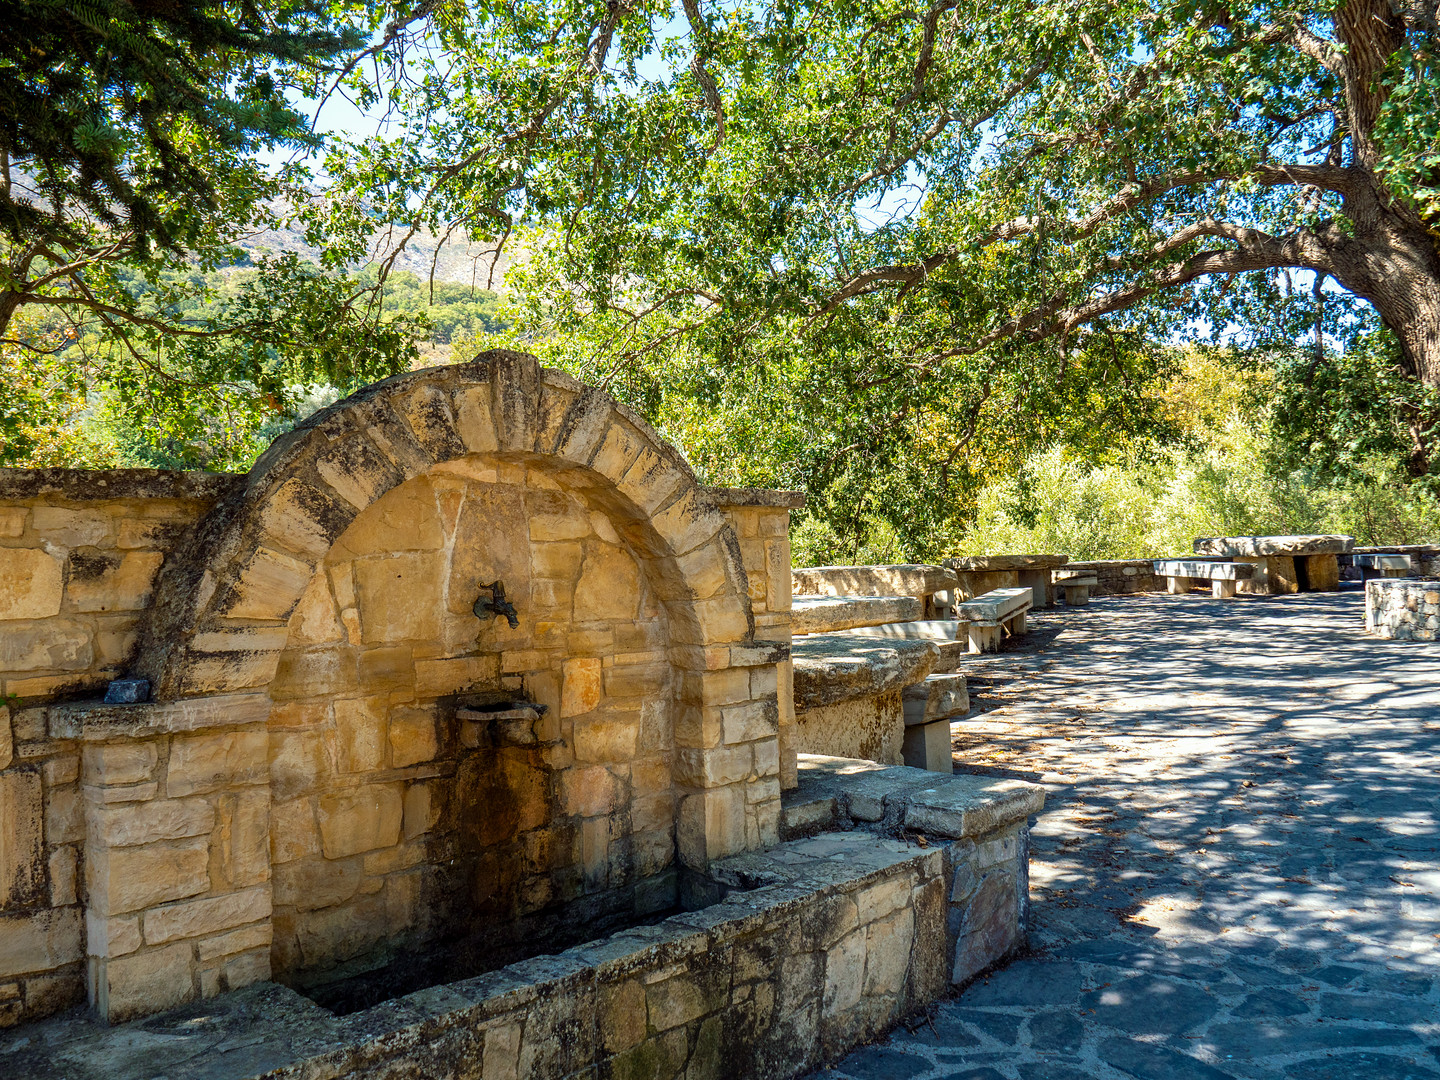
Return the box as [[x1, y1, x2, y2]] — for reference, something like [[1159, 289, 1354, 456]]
[[1192, 534, 1352, 595], [944, 554, 1072, 608]]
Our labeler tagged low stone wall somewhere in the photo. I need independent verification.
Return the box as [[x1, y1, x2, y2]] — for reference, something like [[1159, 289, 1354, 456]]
[[1059, 560, 1164, 595], [8, 757, 1042, 1080], [1365, 579, 1440, 641]]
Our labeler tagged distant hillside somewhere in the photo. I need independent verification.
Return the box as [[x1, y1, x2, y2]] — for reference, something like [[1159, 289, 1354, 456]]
[[234, 209, 517, 291]]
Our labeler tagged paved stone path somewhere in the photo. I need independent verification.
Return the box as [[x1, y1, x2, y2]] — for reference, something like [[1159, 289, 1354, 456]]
[[818, 590, 1440, 1080]]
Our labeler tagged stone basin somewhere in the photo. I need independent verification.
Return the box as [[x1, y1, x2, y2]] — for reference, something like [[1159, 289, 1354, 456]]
[[4, 760, 1043, 1080]]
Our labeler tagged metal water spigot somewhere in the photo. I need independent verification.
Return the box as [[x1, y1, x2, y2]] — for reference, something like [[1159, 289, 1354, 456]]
[[474, 580, 519, 628]]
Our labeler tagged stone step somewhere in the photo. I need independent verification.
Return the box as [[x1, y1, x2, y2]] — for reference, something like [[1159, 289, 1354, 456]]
[[901, 673, 970, 726], [792, 594, 923, 635]]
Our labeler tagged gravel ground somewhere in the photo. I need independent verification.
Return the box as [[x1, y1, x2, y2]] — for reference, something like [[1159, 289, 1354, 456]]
[[815, 589, 1440, 1080]]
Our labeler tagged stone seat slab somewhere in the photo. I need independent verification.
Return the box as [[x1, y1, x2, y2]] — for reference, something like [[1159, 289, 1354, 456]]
[[1193, 534, 1354, 557], [1153, 559, 1255, 580], [791, 563, 958, 598], [790, 633, 939, 710], [789, 754, 1044, 837], [842, 619, 970, 673], [792, 594, 923, 635], [1053, 572, 1098, 586], [1354, 554, 1416, 581], [902, 673, 970, 726], [955, 587, 1033, 626]]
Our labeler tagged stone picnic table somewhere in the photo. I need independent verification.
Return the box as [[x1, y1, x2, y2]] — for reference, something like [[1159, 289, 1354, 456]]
[[1191, 534, 1352, 594], [943, 554, 1071, 608]]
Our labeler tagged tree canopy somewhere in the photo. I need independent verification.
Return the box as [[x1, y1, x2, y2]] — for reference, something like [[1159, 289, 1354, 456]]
[[317, 0, 1440, 457], [4, 0, 1439, 555]]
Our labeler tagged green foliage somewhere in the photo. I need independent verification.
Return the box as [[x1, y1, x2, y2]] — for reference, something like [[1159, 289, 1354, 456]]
[[0, 0, 360, 250]]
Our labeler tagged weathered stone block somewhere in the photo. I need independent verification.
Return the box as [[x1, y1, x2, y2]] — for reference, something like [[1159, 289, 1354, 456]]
[[574, 544, 640, 622], [167, 730, 268, 797], [82, 743, 157, 786], [0, 770, 44, 908], [223, 546, 314, 621], [722, 700, 776, 744], [0, 909, 82, 979], [354, 552, 444, 643], [88, 797, 213, 847], [0, 618, 92, 672], [270, 798, 320, 864], [67, 550, 164, 613], [599, 978, 647, 1052], [388, 706, 438, 768], [142, 886, 271, 945], [87, 838, 211, 915], [45, 784, 83, 845], [822, 927, 866, 1018], [271, 856, 361, 912], [317, 784, 404, 858], [30, 507, 110, 547], [328, 696, 384, 776], [96, 941, 194, 1022], [561, 657, 603, 717], [573, 715, 640, 763], [85, 910, 141, 958]]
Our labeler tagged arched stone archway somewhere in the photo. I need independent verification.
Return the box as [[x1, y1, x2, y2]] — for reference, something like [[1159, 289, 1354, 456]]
[[81, 353, 787, 1021], [132, 351, 752, 700]]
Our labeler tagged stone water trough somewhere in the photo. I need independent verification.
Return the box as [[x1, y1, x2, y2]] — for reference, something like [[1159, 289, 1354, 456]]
[[0, 353, 1041, 1079]]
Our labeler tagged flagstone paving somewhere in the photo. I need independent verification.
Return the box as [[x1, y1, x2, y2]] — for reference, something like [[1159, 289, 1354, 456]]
[[817, 590, 1440, 1080]]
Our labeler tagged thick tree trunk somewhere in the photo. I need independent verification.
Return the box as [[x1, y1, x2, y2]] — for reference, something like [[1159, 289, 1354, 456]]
[[1324, 195, 1440, 389]]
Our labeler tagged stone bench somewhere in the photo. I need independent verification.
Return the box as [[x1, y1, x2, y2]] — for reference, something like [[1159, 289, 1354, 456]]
[[1353, 554, 1414, 580], [791, 564, 959, 618], [955, 587, 1033, 653], [1193, 534, 1351, 594], [1052, 572, 1098, 606], [791, 633, 938, 764], [843, 619, 970, 672], [943, 553, 1069, 608], [792, 594, 923, 634], [1153, 558, 1255, 598], [900, 673, 969, 772]]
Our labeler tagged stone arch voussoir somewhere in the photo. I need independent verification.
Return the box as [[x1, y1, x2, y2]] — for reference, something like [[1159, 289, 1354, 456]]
[[130, 351, 754, 700]]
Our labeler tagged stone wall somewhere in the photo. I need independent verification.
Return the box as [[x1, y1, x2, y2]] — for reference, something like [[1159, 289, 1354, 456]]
[[0, 471, 239, 1027], [1059, 560, 1164, 595], [707, 488, 799, 791], [0, 471, 237, 703], [0, 353, 801, 1027], [264, 461, 690, 987], [1366, 579, 1440, 640]]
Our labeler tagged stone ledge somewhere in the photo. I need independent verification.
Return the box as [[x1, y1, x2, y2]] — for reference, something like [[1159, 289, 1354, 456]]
[[791, 634, 937, 709], [701, 485, 807, 509], [1153, 559, 1256, 581], [47, 693, 272, 741], [792, 564, 957, 598], [842, 620, 969, 673], [943, 554, 1070, 571], [792, 595, 922, 635], [786, 754, 1042, 839], [0, 468, 243, 503], [1193, 534, 1354, 557]]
